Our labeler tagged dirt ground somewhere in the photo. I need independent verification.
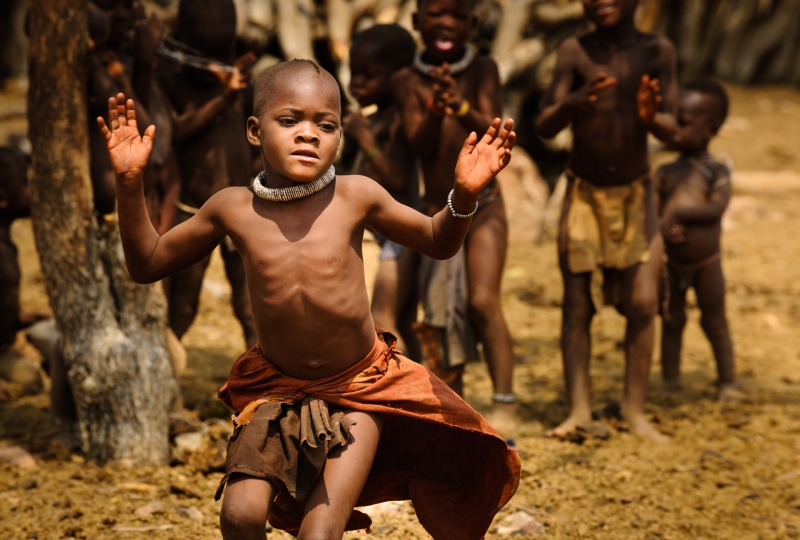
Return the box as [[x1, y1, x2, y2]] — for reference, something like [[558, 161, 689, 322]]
[[2, 84, 800, 539]]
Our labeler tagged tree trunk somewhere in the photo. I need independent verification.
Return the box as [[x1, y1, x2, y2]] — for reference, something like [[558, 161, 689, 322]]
[[27, 0, 175, 467]]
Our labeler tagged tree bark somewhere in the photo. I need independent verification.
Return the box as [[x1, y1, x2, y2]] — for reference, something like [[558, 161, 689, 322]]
[[27, 0, 175, 466]]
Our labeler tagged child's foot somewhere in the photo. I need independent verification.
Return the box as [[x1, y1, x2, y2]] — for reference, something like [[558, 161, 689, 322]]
[[545, 412, 592, 439], [486, 401, 518, 440], [622, 411, 669, 443], [719, 384, 744, 410], [663, 379, 683, 391]]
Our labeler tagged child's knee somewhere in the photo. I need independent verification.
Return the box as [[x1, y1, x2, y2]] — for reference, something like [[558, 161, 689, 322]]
[[626, 293, 658, 320], [663, 309, 687, 331], [562, 301, 593, 329], [468, 289, 501, 321], [220, 498, 265, 536], [700, 312, 728, 337]]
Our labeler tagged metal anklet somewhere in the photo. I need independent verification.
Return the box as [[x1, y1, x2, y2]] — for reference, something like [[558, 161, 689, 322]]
[[492, 393, 517, 404], [447, 189, 479, 219]]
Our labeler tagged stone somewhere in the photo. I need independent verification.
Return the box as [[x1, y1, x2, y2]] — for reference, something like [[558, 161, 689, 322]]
[[134, 501, 164, 518], [174, 431, 204, 453], [175, 506, 203, 521], [496, 511, 546, 536], [0, 445, 37, 470], [0, 352, 43, 395]]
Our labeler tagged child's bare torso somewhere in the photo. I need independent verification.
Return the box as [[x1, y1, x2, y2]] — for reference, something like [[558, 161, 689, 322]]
[[658, 158, 726, 263], [569, 34, 667, 186], [162, 74, 253, 208], [216, 177, 377, 380]]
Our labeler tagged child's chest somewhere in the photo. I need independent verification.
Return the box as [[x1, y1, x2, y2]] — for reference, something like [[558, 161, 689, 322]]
[[662, 164, 713, 201], [576, 46, 657, 96]]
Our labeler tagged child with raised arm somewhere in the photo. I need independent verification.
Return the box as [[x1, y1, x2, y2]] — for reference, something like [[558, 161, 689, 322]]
[[392, 0, 517, 435], [536, 0, 678, 441], [344, 24, 420, 360], [98, 58, 519, 539], [656, 79, 737, 400], [158, 0, 258, 347]]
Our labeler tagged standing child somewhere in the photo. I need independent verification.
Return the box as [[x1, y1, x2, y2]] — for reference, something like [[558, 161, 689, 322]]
[[392, 0, 517, 435], [159, 0, 258, 347], [536, 0, 678, 440], [344, 24, 420, 359], [656, 79, 737, 400], [97, 59, 519, 537]]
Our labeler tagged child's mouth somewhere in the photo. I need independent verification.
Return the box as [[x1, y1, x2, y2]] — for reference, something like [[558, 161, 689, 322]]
[[292, 149, 320, 163], [434, 38, 454, 52], [594, 1, 616, 16]]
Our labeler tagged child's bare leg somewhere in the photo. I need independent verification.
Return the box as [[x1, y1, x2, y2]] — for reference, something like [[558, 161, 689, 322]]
[[661, 266, 688, 386], [618, 236, 667, 442], [694, 259, 736, 391], [371, 258, 406, 350], [396, 248, 421, 361], [298, 411, 383, 539], [221, 241, 258, 347], [549, 263, 595, 437], [465, 199, 516, 434], [220, 474, 275, 540], [168, 255, 211, 340]]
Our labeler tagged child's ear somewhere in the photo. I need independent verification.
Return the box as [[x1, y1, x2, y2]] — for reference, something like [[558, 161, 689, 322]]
[[246, 117, 261, 147]]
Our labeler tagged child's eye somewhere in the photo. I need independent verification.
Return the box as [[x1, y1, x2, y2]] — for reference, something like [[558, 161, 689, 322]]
[[278, 117, 298, 126], [319, 122, 337, 132]]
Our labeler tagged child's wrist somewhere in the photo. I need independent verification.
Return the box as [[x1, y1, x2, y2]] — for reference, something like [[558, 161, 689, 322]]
[[426, 95, 445, 116], [449, 184, 478, 216]]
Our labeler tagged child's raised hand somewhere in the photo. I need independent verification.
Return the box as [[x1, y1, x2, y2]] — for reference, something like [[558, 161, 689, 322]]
[[637, 75, 662, 125], [566, 72, 617, 112], [96, 93, 156, 182], [211, 52, 257, 98], [455, 118, 515, 194]]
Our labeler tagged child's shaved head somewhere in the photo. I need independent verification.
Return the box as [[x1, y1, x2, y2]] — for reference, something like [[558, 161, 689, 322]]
[[253, 60, 341, 119], [351, 24, 416, 73], [682, 79, 729, 130]]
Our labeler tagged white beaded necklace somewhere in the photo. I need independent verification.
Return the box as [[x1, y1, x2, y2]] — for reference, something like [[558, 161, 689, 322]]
[[413, 45, 475, 76], [253, 166, 336, 202]]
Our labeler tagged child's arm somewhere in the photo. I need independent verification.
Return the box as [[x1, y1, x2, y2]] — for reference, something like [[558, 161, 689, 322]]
[[672, 172, 732, 224], [392, 70, 445, 157], [637, 38, 678, 142], [429, 60, 502, 136], [342, 109, 406, 194], [171, 53, 256, 142], [536, 39, 617, 139], [365, 118, 515, 259], [97, 94, 227, 283]]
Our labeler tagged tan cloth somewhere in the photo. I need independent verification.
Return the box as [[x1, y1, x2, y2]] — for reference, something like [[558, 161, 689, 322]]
[[567, 171, 650, 310]]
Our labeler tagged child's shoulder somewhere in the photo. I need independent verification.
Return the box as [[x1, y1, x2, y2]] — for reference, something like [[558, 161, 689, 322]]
[[205, 186, 255, 213]]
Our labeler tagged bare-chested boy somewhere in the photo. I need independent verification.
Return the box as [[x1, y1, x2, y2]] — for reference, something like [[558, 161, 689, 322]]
[[536, 0, 677, 440], [392, 0, 517, 434], [656, 79, 737, 400], [98, 57, 519, 538], [158, 0, 257, 347], [344, 24, 420, 359]]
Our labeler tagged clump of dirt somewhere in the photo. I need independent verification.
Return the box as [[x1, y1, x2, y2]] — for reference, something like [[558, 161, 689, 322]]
[[2, 85, 800, 539]]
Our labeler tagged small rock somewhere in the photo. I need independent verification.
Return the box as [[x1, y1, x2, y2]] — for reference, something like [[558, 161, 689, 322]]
[[0, 446, 38, 470], [174, 432, 204, 453], [134, 501, 164, 518], [496, 511, 545, 535], [175, 506, 204, 521], [20, 478, 37, 490], [0, 352, 43, 395], [360, 501, 405, 519]]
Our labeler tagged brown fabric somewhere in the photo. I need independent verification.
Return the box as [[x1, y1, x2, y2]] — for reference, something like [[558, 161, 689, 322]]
[[214, 397, 355, 502], [216, 330, 520, 539], [566, 170, 651, 310]]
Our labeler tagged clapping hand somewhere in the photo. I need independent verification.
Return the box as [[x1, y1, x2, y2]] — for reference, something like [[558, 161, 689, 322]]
[[210, 52, 257, 99], [637, 75, 662, 125], [429, 63, 466, 116], [566, 72, 617, 113]]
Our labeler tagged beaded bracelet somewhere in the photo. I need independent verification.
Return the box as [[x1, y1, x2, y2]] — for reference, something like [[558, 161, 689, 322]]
[[454, 100, 470, 117], [426, 95, 445, 116], [447, 189, 478, 218], [492, 393, 517, 404], [365, 146, 381, 160]]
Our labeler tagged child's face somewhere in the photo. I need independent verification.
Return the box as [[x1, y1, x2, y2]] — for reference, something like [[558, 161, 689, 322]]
[[248, 72, 341, 184], [349, 47, 393, 109], [582, 0, 638, 28], [414, 0, 474, 63], [669, 90, 718, 153]]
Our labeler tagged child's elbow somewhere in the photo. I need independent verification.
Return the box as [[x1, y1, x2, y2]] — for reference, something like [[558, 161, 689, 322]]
[[127, 266, 157, 285]]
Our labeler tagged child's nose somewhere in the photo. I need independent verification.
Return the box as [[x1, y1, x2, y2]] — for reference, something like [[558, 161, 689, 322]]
[[296, 124, 319, 143]]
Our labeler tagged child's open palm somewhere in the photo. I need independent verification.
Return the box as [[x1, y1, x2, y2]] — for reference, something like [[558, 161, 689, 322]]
[[96, 93, 155, 182], [455, 118, 516, 194], [637, 75, 662, 125]]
